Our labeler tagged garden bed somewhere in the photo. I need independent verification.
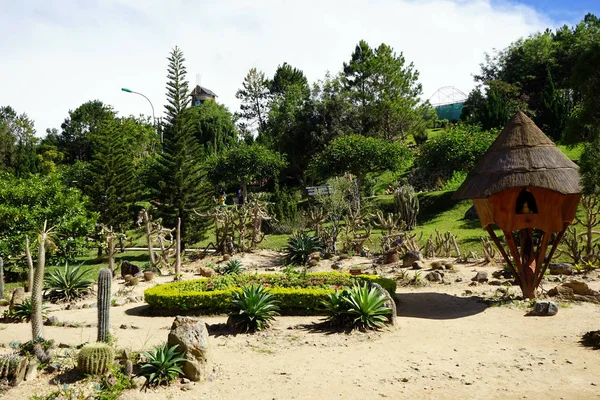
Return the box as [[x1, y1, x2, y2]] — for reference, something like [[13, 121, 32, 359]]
[[144, 272, 396, 315]]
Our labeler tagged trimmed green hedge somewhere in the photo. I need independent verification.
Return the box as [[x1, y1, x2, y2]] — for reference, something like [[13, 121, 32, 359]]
[[144, 272, 396, 315]]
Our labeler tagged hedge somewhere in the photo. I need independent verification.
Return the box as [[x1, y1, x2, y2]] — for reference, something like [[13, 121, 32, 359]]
[[144, 272, 396, 315]]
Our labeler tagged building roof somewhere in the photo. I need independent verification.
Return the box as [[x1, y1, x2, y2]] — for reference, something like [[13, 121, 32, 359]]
[[190, 85, 217, 97], [452, 111, 582, 200]]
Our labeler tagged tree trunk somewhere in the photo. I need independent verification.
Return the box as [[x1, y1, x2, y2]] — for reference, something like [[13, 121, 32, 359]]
[[143, 210, 156, 266], [242, 182, 248, 204], [175, 217, 181, 280], [25, 236, 34, 292], [32, 224, 47, 340]]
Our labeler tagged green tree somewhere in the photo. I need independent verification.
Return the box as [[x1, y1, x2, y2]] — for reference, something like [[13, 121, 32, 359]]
[[309, 135, 412, 201], [235, 68, 271, 135], [0, 106, 38, 176], [206, 143, 287, 202], [183, 100, 237, 155], [155, 46, 209, 246], [270, 62, 310, 97]]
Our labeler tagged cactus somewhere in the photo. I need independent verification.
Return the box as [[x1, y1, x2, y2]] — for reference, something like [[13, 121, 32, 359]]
[[32, 222, 50, 340], [0, 354, 26, 384], [0, 256, 4, 300], [97, 268, 112, 343], [394, 185, 419, 230], [77, 343, 115, 375]]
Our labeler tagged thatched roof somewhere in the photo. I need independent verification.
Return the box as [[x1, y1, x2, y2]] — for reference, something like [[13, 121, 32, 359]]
[[453, 111, 582, 200]]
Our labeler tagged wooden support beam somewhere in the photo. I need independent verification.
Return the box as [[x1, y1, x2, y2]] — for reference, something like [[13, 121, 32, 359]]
[[485, 226, 520, 284]]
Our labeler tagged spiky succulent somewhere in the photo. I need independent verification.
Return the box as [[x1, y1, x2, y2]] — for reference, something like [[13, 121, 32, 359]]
[[138, 343, 185, 386], [229, 285, 280, 332], [285, 232, 322, 265], [44, 263, 93, 301]]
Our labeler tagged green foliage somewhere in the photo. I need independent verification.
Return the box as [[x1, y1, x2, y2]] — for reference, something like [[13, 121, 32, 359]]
[[0, 172, 97, 264], [580, 137, 600, 193], [235, 67, 271, 135], [394, 185, 419, 230], [441, 170, 468, 192], [144, 272, 396, 315], [77, 343, 115, 375], [0, 106, 38, 176], [221, 259, 244, 275], [285, 232, 322, 265], [96, 366, 136, 400], [321, 284, 392, 330], [43, 264, 93, 302], [321, 289, 351, 326], [229, 284, 280, 332], [3, 298, 48, 322], [18, 337, 54, 359], [414, 124, 496, 189], [184, 100, 238, 154], [138, 343, 185, 386]]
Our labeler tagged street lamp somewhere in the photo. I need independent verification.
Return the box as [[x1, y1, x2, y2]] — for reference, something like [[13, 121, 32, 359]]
[[121, 88, 161, 143]]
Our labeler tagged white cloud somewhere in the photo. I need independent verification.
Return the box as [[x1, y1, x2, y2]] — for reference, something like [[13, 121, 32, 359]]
[[0, 0, 554, 135]]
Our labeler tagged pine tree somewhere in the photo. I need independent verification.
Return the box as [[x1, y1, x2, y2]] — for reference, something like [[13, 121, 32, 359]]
[[156, 46, 210, 246]]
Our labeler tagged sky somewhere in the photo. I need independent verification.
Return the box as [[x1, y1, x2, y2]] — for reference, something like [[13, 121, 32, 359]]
[[0, 0, 598, 136]]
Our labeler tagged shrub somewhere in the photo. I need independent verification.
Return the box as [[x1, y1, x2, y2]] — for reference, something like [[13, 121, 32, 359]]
[[229, 285, 280, 332], [44, 264, 94, 302], [3, 298, 48, 322], [285, 232, 322, 265], [138, 343, 185, 386], [441, 170, 468, 191], [220, 259, 244, 275]]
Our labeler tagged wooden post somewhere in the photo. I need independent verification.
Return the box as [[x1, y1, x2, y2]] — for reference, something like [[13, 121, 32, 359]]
[[175, 217, 181, 280], [484, 226, 520, 284], [143, 210, 156, 266]]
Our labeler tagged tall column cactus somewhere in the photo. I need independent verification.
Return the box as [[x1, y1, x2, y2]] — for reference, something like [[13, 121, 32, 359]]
[[31, 221, 49, 340], [0, 257, 4, 301], [97, 268, 112, 342], [25, 235, 34, 292], [394, 185, 419, 230]]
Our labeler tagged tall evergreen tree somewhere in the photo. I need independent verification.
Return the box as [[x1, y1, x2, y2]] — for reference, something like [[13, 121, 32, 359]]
[[235, 68, 271, 135], [156, 46, 209, 246]]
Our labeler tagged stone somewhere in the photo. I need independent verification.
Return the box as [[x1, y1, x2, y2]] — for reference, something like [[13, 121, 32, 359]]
[[455, 277, 463, 283], [426, 271, 443, 282], [443, 262, 455, 270], [338, 254, 351, 260], [167, 316, 211, 382], [9, 357, 28, 386], [113, 299, 126, 307], [127, 296, 137, 303], [130, 325, 142, 330], [181, 383, 194, 391], [402, 250, 423, 267], [464, 205, 478, 220], [489, 280, 503, 286], [411, 262, 422, 270], [472, 271, 488, 283], [531, 300, 559, 316], [198, 267, 214, 278], [46, 363, 61, 373], [369, 282, 397, 326], [181, 377, 191, 384], [132, 376, 147, 389], [562, 280, 599, 296], [331, 261, 342, 270], [24, 360, 38, 381], [121, 261, 141, 278], [143, 271, 154, 281], [384, 249, 399, 264], [309, 252, 321, 261], [9, 287, 25, 311], [548, 263, 573, 276], [0, 299, 9, 306], [430, 261, 443, 270], [308, 259, 318, 267], [82, 304, 89, 309], [44, 316, 59, 326], [120, 324, 129, 329]]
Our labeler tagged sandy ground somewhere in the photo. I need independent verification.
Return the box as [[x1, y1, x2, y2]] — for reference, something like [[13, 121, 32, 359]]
[[1, 251, 600, 400]]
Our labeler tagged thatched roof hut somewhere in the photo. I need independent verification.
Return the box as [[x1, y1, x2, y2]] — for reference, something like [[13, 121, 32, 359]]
[[453, 111, 581, 200]]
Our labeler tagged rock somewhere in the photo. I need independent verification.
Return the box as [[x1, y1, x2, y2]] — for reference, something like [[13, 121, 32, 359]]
[[143, 271, 154, 281], [66, 304, 82, 310], [548, 263, 573, 276], [132, 376, 147, 389], [489, 280, 503, 286], [309, 252, 321, 261], [384, 249, 399, 264], [0, 299, 9, 307], [531, 300, 559, 316], [265, 267, 277, 271], [181, 383, 194, 391], [339, 254, 351, 260], [472, 271, 488, 283], [167, 316, 211, 382], [402, 250, 423, 267], [443, 262, 455, 270], [127, 296, 137, 304], [121, 261, 141, 278], [46, 363, 61, 373], [113, 299, 126, 307], [464, 205, 478, 220], [198, 267, 214, 277], [9, 287, 25, 311], [411, 262, 422, 270], [308, 259, 318, 267], [181, 377, 191, 384], [455, 277, 463, 283], [130, 325, 142, 330], [430, 261, 443, 270], [562, 280, 599, 296], [222, 254, 231, 262], [127, 277, 140, 287], [24, 360, 38, 381], [119, 324, 129, 329], [331, 261, 342, 270], [82, 304, 89, 309], [426, 271, 443, 282], [9, 357, 27, 386], [44, 316, 59, 326], [368, 282, 397, 326]]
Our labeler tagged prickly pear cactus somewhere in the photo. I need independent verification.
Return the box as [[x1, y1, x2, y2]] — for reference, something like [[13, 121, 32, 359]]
[[77, 343, 115, 375], [97, 268, 112, 343]]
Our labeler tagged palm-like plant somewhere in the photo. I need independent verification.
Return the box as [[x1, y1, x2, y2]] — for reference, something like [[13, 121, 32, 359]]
[[4, 298, 48, 322], [221, 259, 244, 275], [44, 263, 94, 302], [285, 232, 322, 265], [343, 283, 392, 330], [229, 285, 280, 332], [138, 343, 185, 386]]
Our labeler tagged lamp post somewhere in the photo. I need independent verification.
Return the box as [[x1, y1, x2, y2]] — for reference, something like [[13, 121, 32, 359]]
[[121, 88, 161, 143]]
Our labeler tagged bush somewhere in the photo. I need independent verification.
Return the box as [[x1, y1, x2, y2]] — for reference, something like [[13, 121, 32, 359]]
[[138, 343, 185, 386], [144, 272, 396, 315], [44, 264, 94, 302], [321, 284, 392, 330], [441, 170, 468, 191], [229, 285, 280, 332], [285, 232, 322, 265]]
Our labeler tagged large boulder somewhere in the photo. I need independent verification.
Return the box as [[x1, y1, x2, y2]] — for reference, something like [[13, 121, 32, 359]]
[[548, 263, 573, 276], [120, 261, 141, 278], [471, 271, 488, 283], [368, 282, 397, 326], [9, 287, 25, 311], [167, 316, 211, 382], [547, 280, 600, 303], [402, 250, 422, 268], [531, 300, 559, 316], [384, 249, 399, 264]]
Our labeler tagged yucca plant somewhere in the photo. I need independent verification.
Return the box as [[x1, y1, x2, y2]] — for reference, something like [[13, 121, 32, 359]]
[[138, 343, 185, 386], [285, 232, 322, 265], [343, 283, 392, 330], [321, 289, 350, 326], [221, 259, 244, 275], [229, 285, 280, 332], [44, 263, 94, 302], [4, 298, 48, 322]]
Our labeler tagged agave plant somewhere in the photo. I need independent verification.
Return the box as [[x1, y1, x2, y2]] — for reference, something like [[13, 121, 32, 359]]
[[4, 298, 48, 322], [138, 343, 185, 386], [285, 232, 322, 265], [221, 259, 244, 275], [321, 289, 350, 326], [342, 283, 392, 330], [44, 263, 94, 302], [229, 285, 280, 332]]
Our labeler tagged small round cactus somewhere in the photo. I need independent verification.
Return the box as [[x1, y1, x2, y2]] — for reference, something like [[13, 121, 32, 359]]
[[77, 343, 115, 375]]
